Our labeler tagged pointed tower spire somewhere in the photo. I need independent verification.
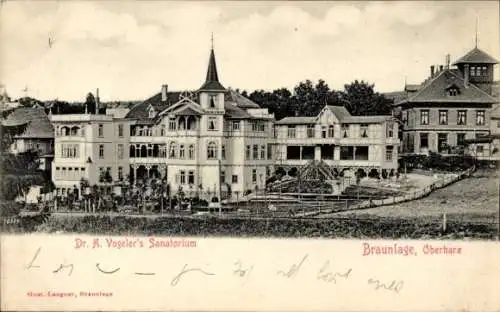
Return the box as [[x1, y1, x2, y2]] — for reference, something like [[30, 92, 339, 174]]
[[475, 15, 478, 48], [199, 34, 226, 92]]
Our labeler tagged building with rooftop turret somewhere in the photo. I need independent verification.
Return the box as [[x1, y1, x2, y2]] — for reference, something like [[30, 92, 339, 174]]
[[394, 46, 498, 157]]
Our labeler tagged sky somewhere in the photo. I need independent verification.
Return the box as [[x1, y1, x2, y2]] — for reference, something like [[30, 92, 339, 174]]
[[1, 1, 499, 102]]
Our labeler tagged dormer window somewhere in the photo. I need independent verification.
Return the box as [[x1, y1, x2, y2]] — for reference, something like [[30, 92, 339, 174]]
[[148, 107, 155, 118], [446, 84, 460, 96]]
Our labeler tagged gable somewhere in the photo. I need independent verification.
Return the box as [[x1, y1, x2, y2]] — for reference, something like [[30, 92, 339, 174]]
[[316, 106, 339, 124], [158, 99, 203, 117]]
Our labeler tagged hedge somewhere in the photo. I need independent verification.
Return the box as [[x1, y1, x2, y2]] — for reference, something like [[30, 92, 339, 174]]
[[2, 214, 496, 240]]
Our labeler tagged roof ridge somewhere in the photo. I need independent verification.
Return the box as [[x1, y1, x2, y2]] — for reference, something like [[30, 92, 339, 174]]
[[448, 69, 497, 101]]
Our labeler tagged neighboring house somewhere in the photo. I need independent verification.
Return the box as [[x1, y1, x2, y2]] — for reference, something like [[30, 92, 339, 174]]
[[274, 105, 399, 178], [394, 46, 498, 157], [1, 107, 54, 171], [50, 46, 276, 200]]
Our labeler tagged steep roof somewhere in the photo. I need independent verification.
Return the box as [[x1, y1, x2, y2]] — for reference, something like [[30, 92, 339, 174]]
[[395, 69, 497, 105], [2, 107, 53, 139], [325, 105, 351, 120], [199, 49, 226, 92], [125, 91, 183, 120], [225, 89, 260, 109], [453, 47, 498, 65], [126, 88, 262, 121]]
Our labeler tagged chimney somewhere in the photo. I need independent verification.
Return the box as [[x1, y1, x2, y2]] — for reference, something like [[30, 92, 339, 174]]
[[430, 65, 435, 77], [464, 64, 469, 88], [445, 54, 451, 69], [161, 84, 168, 102], [95, 88, 100, 114]]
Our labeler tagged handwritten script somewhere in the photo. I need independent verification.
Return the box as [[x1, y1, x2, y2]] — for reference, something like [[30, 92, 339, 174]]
[[24, 247, 405, 294]]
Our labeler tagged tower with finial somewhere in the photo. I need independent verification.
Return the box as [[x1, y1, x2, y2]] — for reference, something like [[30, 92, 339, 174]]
[[452, 18, 498, 95], [198, 33, 226, 111]]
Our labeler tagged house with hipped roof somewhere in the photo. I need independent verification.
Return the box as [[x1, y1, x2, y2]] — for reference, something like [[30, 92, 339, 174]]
[[394, 46, 498, 158]]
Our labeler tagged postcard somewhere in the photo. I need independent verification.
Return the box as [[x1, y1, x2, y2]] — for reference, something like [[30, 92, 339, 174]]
[[1, 1, 499, 311]]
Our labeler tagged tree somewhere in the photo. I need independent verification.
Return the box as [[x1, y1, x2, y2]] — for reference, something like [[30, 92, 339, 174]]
[[85, 93, 97, 114], [340, 80, 393, 116]]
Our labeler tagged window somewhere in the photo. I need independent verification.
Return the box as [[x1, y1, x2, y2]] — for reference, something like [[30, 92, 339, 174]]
[[420, 110, 429, 125], [475, 66, 481, 76], [245, 145, 251, 159], [420, 133, 429, 149], [360, 124, 368, 138], [287, 126, 296, 138], [232, 121, 240, 131], [497, 120, 500, 128], [253, 145, 259, 159], [207, 141, 217, 159], [169, 142, 177, 158], [386, 122, 394, 138], [188, 144, 195, 159], [457, 110, 467, 125], [470, 66, 476, 76], [482, 66, 488, 75], [99, 144, 104, 159], [251, 122, 258, 132], [179, 144, 185, 159], [267, 144, 273, 160], [180, 171, 186, 184], [476, 110, 485, 126], [221, 145, 226, 159], [188, 171, 195, 184], [477, 145, 484, 153], [327, 125, 333, 138], [340, 146, 354, 160], [98, 124, 104, 137], [260, 145, 266, 160], [118, 124, 124, 137], [118, 167, 123, 181], [208, 117, 217, 131], [449, 88, 458, 96], [232, 175, 238, 184], [209, 95, 216, 108], [438, 133, 448, 153], [169, 118, 176, 130], [307, 125, 315, 138], [252, 169, 257, 183], [220, 170, 226, 183], [341, 124, 349, 138], [61, 144, 79, 158], [385, 146, 394, 161], [160, 125, 166, 136], [457, 133, 466, 146], [117, 144, 124, 159], [439, 110, 448, 125]]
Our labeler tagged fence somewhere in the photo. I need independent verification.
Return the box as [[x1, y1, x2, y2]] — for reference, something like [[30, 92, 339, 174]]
[[343, 166, 476, 211]]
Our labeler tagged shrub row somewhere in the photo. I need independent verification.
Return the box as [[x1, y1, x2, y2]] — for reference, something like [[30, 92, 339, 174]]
[[3, 214, 496, 240]]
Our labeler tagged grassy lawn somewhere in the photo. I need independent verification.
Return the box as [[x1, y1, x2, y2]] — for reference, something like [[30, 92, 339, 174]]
[[336, 169, 499, 224]]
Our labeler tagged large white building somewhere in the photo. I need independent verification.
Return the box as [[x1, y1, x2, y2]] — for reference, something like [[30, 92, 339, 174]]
[[274, 105, 400, 178], [51, 47, 275, 200], [50, 46, 401, 201]]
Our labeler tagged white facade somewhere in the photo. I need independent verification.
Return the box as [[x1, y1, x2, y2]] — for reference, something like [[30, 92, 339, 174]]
[[274, 106, 400, 177]]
